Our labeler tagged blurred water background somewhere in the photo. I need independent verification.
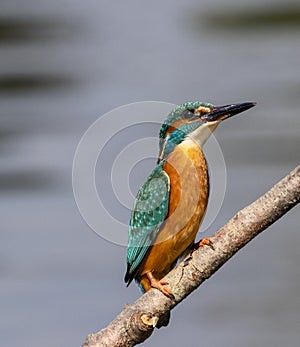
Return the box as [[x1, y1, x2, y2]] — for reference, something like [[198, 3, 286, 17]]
[[1, 0, 299, 346]]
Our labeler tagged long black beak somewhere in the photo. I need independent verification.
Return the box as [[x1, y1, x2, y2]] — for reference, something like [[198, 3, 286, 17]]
[[201, 102, 256, 122]]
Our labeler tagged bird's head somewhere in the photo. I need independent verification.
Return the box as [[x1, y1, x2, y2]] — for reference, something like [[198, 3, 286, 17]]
[[158, 101, 256, 162]]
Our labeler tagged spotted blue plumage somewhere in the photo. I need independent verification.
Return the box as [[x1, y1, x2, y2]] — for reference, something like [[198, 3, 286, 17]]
[[125, 161, 170, 285]]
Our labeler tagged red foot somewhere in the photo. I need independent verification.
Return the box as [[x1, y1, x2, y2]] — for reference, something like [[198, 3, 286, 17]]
[[196, 237, 214, 250], [146, 272, 174, 299]]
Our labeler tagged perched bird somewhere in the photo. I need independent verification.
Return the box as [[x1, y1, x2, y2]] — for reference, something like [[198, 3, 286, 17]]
[[125, 101, 256, 297]]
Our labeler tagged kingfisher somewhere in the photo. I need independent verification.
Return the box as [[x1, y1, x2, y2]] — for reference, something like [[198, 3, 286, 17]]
[[125, 101, 256, 297]]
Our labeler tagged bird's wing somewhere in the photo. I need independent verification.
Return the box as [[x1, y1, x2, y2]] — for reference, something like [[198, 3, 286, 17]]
[[125, 164, 170, 284]]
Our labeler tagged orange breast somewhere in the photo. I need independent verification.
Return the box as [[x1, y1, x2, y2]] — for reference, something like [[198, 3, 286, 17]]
[[138, 140, 209, 291]]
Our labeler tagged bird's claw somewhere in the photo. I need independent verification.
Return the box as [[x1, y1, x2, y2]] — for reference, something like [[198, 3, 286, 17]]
[[147, 272, 175, 299]]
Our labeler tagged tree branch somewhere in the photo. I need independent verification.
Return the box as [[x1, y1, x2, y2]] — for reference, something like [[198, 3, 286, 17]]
[[83, 165, 300, 347]]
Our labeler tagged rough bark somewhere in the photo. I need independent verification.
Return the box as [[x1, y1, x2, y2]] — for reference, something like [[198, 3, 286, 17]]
[[83, 165, 300, 347]]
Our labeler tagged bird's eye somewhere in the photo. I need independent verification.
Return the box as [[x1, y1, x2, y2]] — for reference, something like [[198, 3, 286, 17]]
[[181, 109, 195, 119]]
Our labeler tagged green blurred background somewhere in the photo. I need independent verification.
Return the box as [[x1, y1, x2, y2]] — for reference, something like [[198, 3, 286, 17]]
[[1, 1, 299, 346]]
